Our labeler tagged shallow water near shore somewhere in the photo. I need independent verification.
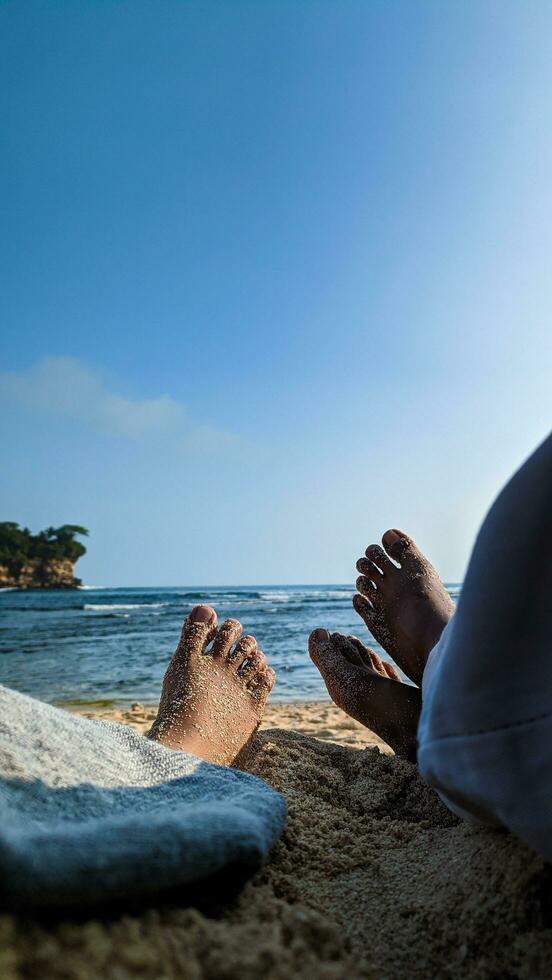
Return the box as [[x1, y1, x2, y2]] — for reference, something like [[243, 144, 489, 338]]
[[0, 583, 460, 705]]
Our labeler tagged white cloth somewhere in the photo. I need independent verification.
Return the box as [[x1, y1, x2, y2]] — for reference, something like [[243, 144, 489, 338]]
[[417, 432, 552, 860], [419, 618, 552, 856], [0, 685, 286, 908]]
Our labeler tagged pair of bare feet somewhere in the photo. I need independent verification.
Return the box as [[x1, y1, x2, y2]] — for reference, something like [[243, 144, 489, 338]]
[[308, 529, 455, 761], [149, 529, 454, 766]]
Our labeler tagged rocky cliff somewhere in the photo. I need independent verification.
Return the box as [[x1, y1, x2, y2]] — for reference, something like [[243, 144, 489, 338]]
[[0, 558, 81, 590]]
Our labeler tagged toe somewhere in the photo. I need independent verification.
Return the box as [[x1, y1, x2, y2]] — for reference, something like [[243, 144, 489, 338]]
[[335, 635, 395, 675], [353, 591, 378, 624], [355, 573, 373, 597], [346, 637, 386, 675], [211, 619, 243, 658], [331, 632, 365, 667], [382, 529, 424, 569], [190, 604, 217, 624], [356, 575, 383, 604], [238, 649, 266, 678], [345, 636, 381, 671], [308, 629, 335, 673], [362, 545, 398, 576], [177, 604, 218, 657], [309, 630, 364, 710], [356, 558, 384, 587], [364, 650, 388, 677], [382, 660, 401, 682], [309, 630, 357, 679], [229, 634, 257, 668], [246, 662, 275, 702]]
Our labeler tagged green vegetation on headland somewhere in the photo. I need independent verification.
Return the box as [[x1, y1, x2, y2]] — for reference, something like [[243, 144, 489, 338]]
[[0, 523, 88, 590]]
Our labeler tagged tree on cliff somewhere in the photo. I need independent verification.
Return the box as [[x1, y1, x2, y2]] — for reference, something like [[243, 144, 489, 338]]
[[0, 523, 88, 575]]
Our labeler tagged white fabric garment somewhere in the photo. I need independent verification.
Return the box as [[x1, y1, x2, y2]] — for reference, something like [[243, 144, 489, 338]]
[[417, 431, 552, 861], [0, 685, 286, 908]]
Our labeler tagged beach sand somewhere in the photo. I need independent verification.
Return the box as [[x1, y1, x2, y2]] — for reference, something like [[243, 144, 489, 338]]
[[65, 698, 391, 751], [3, 701, 552, 979]]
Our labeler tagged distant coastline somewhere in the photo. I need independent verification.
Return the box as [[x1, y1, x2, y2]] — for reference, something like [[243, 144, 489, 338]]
[[0, 522, 88, 590], [0, 557, 81, 590]]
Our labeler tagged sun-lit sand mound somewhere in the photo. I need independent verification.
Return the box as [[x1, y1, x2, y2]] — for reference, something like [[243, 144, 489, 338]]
[[4, 713, 552, 979]]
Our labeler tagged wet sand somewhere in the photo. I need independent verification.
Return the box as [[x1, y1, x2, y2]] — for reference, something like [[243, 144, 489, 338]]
[[4, 701, 552, 979]]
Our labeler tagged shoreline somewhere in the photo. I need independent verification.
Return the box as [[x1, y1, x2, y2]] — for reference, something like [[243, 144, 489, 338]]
[[63, 697, 391, 752]]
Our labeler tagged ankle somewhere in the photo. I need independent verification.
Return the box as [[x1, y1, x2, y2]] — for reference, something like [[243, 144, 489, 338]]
[[382, 684, 422, 761]]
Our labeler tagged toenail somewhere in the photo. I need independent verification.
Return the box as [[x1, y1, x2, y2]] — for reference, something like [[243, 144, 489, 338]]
[[311, 628, 329, 644], [385, 530, 401, 545], [189, 604, 216, 624], [392, 529, 409, 544]]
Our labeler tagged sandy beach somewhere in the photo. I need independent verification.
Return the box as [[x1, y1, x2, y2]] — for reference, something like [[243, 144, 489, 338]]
[[3, 700, 552, 979], [65, 698, 391, 751]]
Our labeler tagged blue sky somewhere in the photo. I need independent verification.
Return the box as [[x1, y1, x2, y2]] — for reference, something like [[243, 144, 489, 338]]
[[1, 1, 551, 586]]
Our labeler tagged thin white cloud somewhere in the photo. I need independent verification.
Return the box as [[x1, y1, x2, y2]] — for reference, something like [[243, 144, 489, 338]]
[[0, 356, 235, 444]]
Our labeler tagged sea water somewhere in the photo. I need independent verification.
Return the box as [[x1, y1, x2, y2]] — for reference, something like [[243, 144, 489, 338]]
[[0, 584, 460, 705]]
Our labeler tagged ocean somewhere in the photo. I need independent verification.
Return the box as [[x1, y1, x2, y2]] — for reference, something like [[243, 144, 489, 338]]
[[0, 584, 461, 706]]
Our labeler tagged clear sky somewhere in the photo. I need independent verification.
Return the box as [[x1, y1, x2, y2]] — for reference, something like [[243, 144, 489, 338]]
[[1, 1, 551, 586]]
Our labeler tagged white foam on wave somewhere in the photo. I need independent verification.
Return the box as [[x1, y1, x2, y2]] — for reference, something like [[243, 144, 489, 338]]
[[259, 590, 349, 602], [84, 602, 168, 611], [215, 599, 258, 606]]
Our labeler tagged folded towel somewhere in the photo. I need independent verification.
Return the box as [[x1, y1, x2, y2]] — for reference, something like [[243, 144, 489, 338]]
[[0, 685, 286, 908]]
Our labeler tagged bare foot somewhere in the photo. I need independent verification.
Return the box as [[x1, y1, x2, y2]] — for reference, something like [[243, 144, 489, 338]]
[[148, 605, 275, 765], [354, 529, 455, 686], [308, 629, 421, 760]]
